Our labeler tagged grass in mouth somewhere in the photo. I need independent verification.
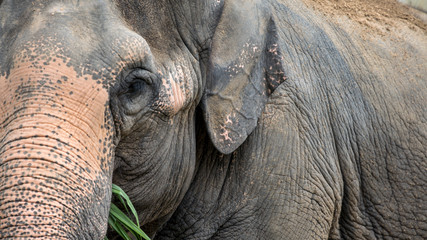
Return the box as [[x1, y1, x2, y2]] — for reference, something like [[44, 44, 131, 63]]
[[105, 184, 151, 240]]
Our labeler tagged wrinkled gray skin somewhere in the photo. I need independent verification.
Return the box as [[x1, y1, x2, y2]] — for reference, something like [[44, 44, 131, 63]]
[[0, 0, 426, 239]]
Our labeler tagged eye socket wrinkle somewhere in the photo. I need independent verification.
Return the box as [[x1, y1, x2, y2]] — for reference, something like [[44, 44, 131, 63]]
[[126, 68, 154, 85], [118, 68, 157, 96]]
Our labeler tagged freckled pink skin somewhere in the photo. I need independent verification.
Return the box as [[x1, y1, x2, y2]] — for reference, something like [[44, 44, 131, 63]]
[[157, 64, 194, 115], [0, 47, 114, 238]]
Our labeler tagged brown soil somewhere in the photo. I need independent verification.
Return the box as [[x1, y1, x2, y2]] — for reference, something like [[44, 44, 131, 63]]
[[302, 0, 427, 35]]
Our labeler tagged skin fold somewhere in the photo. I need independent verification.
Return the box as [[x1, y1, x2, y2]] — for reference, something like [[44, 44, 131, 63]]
[[0, 0, 426, 239]]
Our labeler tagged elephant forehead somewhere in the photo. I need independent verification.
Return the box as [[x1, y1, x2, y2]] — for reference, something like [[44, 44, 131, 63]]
[[5, 34, 150, 87], [4, 39, 109, 97], [0, 41, 113, 144]]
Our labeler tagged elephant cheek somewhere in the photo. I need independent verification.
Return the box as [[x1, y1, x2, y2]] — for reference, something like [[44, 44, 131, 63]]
[[0, 62, 115, 238], [156, 65, 195, 115]]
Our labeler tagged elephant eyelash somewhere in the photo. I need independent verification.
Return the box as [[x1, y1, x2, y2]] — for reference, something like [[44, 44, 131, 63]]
[[125, 69, 154, 85], [118, 68, 156, 96]]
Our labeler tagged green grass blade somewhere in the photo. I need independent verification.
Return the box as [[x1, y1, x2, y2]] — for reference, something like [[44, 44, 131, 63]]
[[109, 203, 151, 240], [108, 215, 132, 240], [112, 184, 140, 227], [109, 203, 142, 235], [116, 193, 130, 216], [108, 184, 151, 240]]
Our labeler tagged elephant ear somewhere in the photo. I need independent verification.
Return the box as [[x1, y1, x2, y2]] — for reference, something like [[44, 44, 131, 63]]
[[201, 0, 286, 154]]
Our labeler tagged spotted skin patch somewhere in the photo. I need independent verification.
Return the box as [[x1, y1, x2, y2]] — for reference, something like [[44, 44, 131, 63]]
[[155, 63, 195, 116], [0, 34, 119, 238]]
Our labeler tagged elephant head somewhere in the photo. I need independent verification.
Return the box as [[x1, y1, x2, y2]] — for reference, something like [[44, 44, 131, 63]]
[[0, 0, 285, 238]]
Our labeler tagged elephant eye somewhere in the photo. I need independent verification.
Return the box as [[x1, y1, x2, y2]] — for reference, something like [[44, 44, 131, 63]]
[[127, 81, 145, 95], [119, 68, 156, 115], [124, 69, 153, 96]]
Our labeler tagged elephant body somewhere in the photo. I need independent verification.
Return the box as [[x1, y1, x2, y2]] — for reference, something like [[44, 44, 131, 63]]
[[158, 2, 427, 239], [0, 0, 426, 239]]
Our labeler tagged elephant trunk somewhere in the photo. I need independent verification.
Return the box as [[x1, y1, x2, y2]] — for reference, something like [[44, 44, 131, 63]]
[[0, 62, 115, 238]]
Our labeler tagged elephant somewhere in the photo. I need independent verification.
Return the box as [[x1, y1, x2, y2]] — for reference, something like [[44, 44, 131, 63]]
[[0, 0, 426, 239]]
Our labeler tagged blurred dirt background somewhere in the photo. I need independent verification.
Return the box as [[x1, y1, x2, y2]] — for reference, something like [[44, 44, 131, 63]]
[[302, 0, 427, 35]]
